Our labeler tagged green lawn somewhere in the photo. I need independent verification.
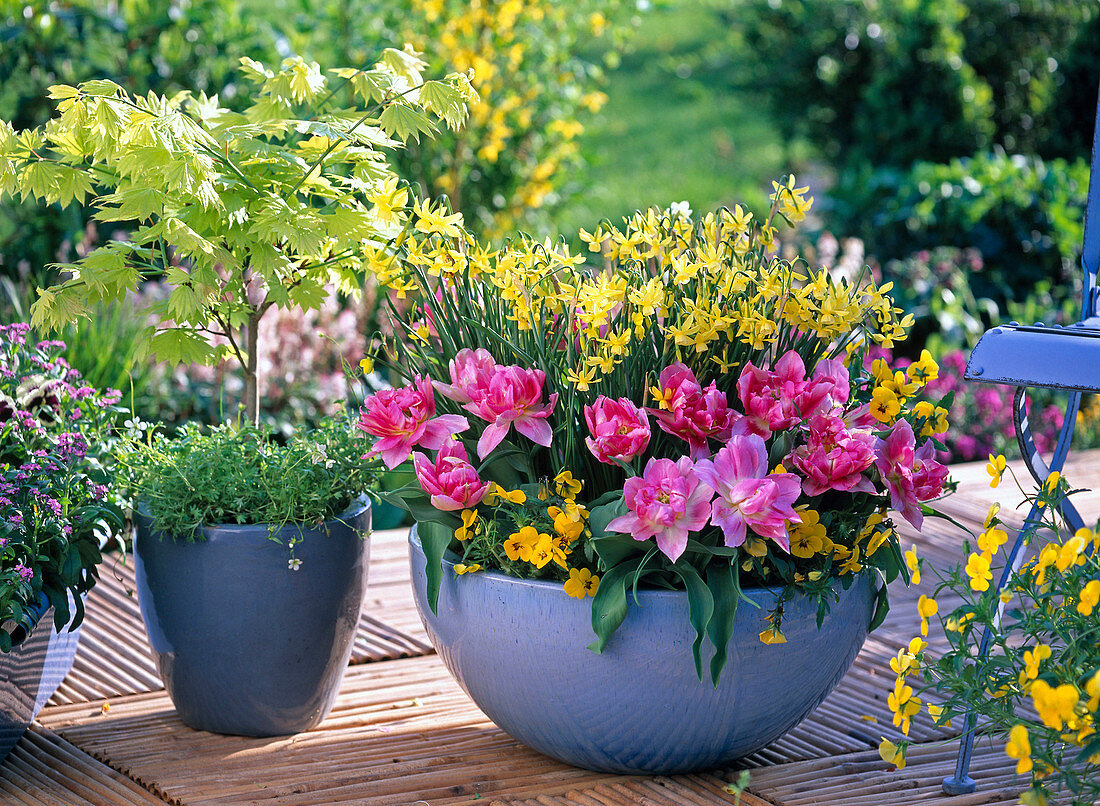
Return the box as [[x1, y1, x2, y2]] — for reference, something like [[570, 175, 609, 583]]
[[551, 1, 813, 237]]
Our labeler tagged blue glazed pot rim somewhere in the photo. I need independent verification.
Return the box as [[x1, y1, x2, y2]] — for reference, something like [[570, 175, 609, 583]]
[[136, 495, 371, 541], [409, 524, 877, 605]]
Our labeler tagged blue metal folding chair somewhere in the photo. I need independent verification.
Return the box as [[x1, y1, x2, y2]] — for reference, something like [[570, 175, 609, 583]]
[[941, 84, 1100, 795]]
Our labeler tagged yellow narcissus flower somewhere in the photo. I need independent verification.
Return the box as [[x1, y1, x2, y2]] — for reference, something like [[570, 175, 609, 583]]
[[563, 567, 599, 599]]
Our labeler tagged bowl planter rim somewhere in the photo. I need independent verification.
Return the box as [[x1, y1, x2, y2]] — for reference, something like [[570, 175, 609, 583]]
[[136, 495, 372, 540], [410, 523, 878, 605]]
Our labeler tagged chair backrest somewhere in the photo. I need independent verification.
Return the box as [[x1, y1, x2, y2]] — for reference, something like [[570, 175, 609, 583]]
[[1082, 80, 1100, 321]]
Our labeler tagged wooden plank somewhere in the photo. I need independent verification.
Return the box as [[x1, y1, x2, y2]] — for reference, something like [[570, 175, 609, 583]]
[[50, 528, 431, 706], [0, 725, 170, 805], [745, 738, 1024, 806]]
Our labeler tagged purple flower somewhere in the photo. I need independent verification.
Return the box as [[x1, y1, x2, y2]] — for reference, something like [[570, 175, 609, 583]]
[[14, 563, 32, 582]]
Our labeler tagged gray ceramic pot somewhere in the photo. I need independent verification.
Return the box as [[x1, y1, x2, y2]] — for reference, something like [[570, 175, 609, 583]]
[[134, 499, 371, 737], [0, 597, 81, 761], [410, 527, 876, 774]]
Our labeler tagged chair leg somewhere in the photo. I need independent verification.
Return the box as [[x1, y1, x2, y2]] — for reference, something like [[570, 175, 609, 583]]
[[942, 391, 1081, 795]]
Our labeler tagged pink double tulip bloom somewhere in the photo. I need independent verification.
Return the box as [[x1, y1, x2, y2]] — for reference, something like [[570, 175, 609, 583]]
[[790, 412, 877, 497], [412, 440, 490, 511], [436, 348, 558, 459], [647, 363, 736, 460], [695, 434, 802, 552], [357, 375, 469, 469], [606, 456, 713, 562], [584, 396, 651, 465], [874, 419, 949, 528], [737, 352, 848, 437]]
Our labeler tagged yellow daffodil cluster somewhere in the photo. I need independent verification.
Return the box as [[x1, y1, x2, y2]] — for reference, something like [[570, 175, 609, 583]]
[[445, 470, 599, 599], [376, 185, 914, 404]]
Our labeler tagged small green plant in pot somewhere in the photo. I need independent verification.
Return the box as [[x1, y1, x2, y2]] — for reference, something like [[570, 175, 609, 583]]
[[0, 51, 472, 736], [0, 323, 124, 760]]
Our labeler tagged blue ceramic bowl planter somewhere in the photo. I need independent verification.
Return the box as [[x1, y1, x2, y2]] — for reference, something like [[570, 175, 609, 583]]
[[133, 499, 371, 737], [0, 595, 82, 761], [410, 527, 876, 774]]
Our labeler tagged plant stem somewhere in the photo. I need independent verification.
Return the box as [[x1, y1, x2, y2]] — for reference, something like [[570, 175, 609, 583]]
[[244, 308, 261, 426]]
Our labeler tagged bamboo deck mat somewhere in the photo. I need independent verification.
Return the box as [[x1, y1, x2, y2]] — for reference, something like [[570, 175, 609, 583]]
[[3, 451, 1098, 805]]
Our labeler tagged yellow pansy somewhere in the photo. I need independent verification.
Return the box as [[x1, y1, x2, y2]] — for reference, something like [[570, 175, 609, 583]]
[[1030, 679, 1079, 730], [871, 386, 901, 424], [455, 509, 478, 541], [504, 526, 539, 562], [965, 551, 993, 592], [563, 567, 599, 599], [1078, 579, 1100, 616], [554, 470, 583, 499]]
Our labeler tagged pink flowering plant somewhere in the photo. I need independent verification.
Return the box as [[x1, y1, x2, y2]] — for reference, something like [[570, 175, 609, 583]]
[[362, 185, 953, 681], [0, 324, 124, 651]]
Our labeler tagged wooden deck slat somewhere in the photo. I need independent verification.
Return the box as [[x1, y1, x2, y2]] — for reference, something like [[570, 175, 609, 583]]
[[0, 726, 169, 805], [49, 528, 432, 706]]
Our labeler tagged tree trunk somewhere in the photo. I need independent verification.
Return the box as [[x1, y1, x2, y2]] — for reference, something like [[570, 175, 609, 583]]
[[244, 309, 261, 427]]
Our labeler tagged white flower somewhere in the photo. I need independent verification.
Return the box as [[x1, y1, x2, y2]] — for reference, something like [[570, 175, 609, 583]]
[[288, 558, 302, 571], [669, 200, 693, 219]]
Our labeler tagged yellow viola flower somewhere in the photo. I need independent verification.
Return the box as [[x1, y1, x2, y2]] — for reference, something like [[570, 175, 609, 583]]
[[906, 349, 939, 384], [1056, 533, 1088, 572], [926, 703, 949, 727], [504, 526, 538, 562], [965, 551, 993, 592], [1078, 579, 1100, 616], [986, 454, 1007, 488], [904, 547, 921, 585], [878, 738, 906, 770], [563, 567, 599, 599], [917, 595, 938, 637], [1030, 679, 1080, 731], [758, 627, 787, 645], [486, 483, 526, 505], [455, 508, 478, 541], [530, 532, 566, 570], [359, 356, 375, 375], [553, 470, 583, 499], [789, 509, 830, 558], [983, 502, 1001, 528], [945, 611, 975, 633], [1086, 669, 1100, 711], [1005, 724, 1033, 775], [1043, 471, 1061, 496], [977, 527, 1008, 556], [454, 562, 482, 575], [871, 386, 901, 424], [1021, 644, 1051, 685], [890, 648, 918, 677]]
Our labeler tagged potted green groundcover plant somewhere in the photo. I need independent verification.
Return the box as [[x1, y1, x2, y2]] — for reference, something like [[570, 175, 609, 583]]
[[883, 464, 1100, 806], [0, 51, 474, 736], [356, 182, 954, 773], [0, 323, 123, 761]]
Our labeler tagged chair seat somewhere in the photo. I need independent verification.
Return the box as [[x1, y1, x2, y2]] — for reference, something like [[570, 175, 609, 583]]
[[964, 321, 1100, 392]]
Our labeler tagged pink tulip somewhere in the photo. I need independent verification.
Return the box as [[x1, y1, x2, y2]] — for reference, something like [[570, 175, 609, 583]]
[[358, 375, 469, 469], [647, 363, 735, 460], [584, 396, 651, 465], [695, 434, 802, 552], [412, 440, 489, 511], [433, 348, 497, 405], [606, 456, 713, 561], [875, 420, 949, 529], [435, 349, 558, 459], [737, 351, 849, 438], [790, 413, 877, 497]]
